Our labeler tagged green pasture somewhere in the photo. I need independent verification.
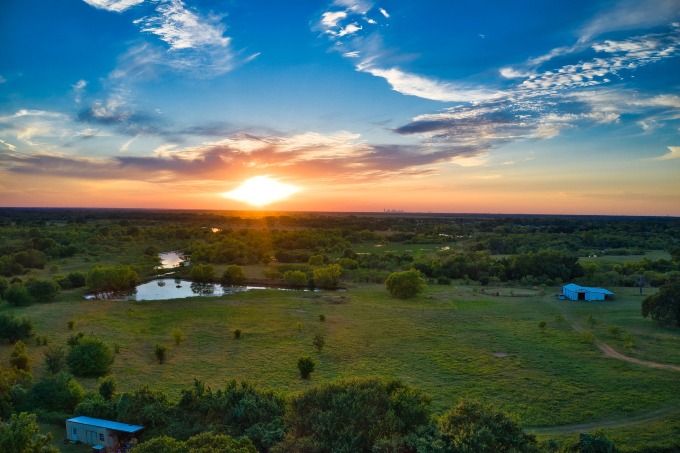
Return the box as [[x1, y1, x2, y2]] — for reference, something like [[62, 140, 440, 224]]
[[2, 283, 679, 449]]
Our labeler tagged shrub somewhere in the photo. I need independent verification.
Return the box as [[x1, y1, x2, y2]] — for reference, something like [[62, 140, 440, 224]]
[[154, 344, 168, 364], [4, 283, 33, 306], [27, 371, 84, 413], [313, 334, 325, 353], [234, 329, 242, 340], [283, 270, 308, 288], [67, 337, 114, 377], [86, 265, 138, 292], [221, 264, 247, 285], [0, 312, 33, 343], [44, 345, 67, 374], [608, 326, 622, 339], [312, 264, 342, 288], [10, 341, 31, 371], [319, 314, 326, 322], [25, 278, 60, 303], [386, 269, 427, 299], [172, 329, 184, 346], [538, 320, 547, 331], [67, 319, 75, 330], [297, 356, 315, 379], [190, 264, 215, 283], [98, 375, 117, 401]]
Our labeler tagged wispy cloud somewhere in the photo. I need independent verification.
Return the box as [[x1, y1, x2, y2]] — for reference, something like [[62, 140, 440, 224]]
[[83, 0, 144, 13], [654, 146, 680, 160], [72, 80, 88, 104], [315, 2, 679, 161], [83, 0, 238, 78]]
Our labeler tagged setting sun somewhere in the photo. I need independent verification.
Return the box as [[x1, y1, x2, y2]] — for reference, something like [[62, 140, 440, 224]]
[[222, 176, 301, 207]]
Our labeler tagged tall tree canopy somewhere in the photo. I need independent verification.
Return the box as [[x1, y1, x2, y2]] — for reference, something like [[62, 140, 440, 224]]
[[642, 278, 680, 327]]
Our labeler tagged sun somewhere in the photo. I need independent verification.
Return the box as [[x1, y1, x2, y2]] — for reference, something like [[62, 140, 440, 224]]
[[222, 176, 301, 207]]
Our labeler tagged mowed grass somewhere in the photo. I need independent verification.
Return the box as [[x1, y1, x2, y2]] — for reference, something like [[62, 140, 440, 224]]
[[2, 284, 680, 446]]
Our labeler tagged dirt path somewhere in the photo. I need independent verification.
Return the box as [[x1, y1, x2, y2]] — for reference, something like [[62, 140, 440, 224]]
[[528, 300, 680, 435], [564, 312, 680, 372], [529, 405, 680, 435]]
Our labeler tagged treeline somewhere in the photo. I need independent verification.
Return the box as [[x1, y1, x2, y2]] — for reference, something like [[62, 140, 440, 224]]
[[0, 372, 640, 453]]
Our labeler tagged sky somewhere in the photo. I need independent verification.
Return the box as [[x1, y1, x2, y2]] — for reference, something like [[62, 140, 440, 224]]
[[1, 0, 679, 215]]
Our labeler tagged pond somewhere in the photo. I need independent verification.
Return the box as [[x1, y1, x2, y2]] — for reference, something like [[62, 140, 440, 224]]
[[157, 251, 187, 269], [85, 278, 320, 301]]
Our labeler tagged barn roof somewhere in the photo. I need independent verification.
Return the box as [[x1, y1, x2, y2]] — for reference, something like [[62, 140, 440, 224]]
[[563, 283, 614, 295], [67, 416, 143, 433]]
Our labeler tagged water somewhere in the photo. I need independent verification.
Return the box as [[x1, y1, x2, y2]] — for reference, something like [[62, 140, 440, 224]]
[[158, 251, 187, 269], [85, 278, 318, 301]]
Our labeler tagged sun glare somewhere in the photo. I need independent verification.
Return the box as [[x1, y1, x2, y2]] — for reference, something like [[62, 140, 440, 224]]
[[223, 176, 301, 207]]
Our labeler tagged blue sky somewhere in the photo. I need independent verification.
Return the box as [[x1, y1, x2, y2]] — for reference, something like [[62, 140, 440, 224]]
[[1, 0, 679, 214]]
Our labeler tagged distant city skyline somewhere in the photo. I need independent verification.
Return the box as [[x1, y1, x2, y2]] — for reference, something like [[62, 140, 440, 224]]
[[1, 0, 679, 215]]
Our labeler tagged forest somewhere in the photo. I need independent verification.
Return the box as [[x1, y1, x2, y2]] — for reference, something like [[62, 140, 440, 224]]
[[0, 208, 679, 453]]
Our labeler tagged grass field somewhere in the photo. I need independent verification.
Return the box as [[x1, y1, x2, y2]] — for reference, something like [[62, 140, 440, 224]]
[[3, 283, 680, 451]]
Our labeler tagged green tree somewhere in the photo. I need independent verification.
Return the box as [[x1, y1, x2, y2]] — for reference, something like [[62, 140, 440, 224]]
[[283, 270, 307, 288], [130, 436, 184, 453], [0, 412, 59, 453], [184, 432, 257, 452], [221, 265, 247, 285], [297, 356, 315, 379], [99, 375, 118, 401], [172, 329, 185, 346], [10, 341, 30, 372], [274, 378, 431, 453], [25, 278, 60, 303], [74, 394, 117, 421], [190, 264, 215, 283], [116, 386, 171, 430], [642, 278, 680, 327], [308, 255, 325, 266], [67, 337, 114, 377], [154, 344, 168, 364], [27, 372, 84, 413], [0, 313, 33, 344], [312, 264, 342, 288], [43, 345, 67, 374], [437, 399, 537, 453], [4, 283, 33, 307], [386, 269, 427, 299], [86, 265, 138, 292], [564, 431, 618, 452]]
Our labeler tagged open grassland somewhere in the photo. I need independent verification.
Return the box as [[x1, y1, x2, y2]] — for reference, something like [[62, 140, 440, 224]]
[[3, 284, 680, 448]]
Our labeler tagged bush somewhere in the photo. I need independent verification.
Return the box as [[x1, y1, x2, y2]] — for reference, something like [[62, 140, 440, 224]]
[[44, 345, 67, 374], [86, 265, 138, 292], [297, 356, 315, 379], [0, 312, 33, 343], [172, 329, 184, 346], [0, 412, 59, 453], [99, 375, 118, 401], [27, 372, 84, 413], [4, 283, 33, 306], [25, 278, 60, 303], [608, 326, 622, 339], [312, 334, 325, 353], [67, 337, 114, 377], [154, 344, 168, 364], [190, 264, 215, 283], [221, 265, 247, 285], [312, 264, 342, 288], [538, 320, 547, 331], [386, 269, 427, 299], [234, 329, 242, 339], [10, 341, 31, 371], [283, 270, 308, 288]]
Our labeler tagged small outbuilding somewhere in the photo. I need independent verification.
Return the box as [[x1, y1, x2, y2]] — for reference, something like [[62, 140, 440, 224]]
[[66, 416, 142, 451], [562, 283, 614, 301]]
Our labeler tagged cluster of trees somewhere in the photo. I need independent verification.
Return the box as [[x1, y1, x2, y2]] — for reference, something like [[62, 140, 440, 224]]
[[0, 375, 630, 453], [0, 278, 60, 306], [86, 265, 138, 292]]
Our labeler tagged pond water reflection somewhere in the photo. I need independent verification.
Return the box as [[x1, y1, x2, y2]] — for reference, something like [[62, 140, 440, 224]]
[[157, 252, 187, 269], [86, 279, 312, 301]]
